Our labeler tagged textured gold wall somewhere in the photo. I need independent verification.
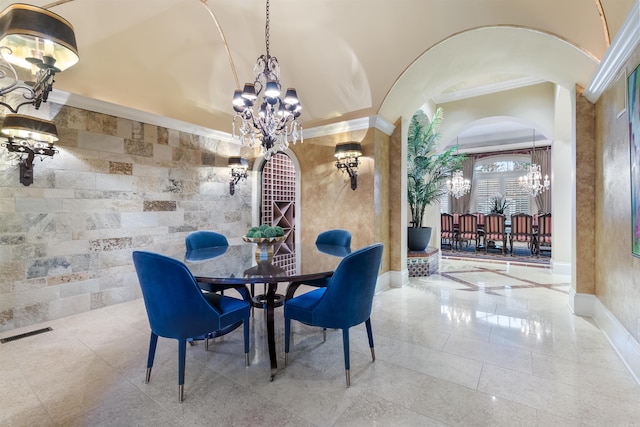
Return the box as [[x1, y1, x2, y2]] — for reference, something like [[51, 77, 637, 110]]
[[595, 48, 640, 342], [576, 86, 596, 294], [290, 127, 391, 273]]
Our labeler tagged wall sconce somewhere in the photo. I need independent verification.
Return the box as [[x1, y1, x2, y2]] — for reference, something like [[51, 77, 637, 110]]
[[334, 142, 362, 190], [228, 157, 248, 195], [0, 3, 79, 113], [1, 114, 59, 186]]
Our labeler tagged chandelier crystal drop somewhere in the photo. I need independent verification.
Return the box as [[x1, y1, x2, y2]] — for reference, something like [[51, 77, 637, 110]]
[[446, 170, 471, 199], [232, 0, 302, 159]]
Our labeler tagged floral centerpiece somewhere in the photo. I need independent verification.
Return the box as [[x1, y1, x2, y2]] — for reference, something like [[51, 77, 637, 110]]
[[490, 193, 511, 214]]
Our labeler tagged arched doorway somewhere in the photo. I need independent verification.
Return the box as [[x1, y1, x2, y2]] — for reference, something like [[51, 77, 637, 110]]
[[259, 152, 296, 274]]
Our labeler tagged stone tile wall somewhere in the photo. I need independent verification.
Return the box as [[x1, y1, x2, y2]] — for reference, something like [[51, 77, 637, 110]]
[[0, 105, 252, 331]]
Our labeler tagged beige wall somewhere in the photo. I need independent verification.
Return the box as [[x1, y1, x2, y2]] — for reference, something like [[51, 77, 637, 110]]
[[595, 47, 640, 342], [290, 127, 391, 273], [575, 86, 596, 294], [0, 105, 252, 331]]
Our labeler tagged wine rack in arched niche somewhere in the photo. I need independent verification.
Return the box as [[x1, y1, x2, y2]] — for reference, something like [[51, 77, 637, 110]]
[[261, 153, 296, 273]]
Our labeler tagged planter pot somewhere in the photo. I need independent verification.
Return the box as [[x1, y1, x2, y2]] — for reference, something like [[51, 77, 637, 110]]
[[408, 227, 432, 251]]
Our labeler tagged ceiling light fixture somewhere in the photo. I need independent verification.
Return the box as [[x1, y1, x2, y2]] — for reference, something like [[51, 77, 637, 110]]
[[446, 170, 471, 199], [445, 138, 470, 199], [232, 0, 302, 160], [0, 3, 79, 113], [1, 113, 58, 186], [519, 130, 550, 197], [334, 142, 362, 190]]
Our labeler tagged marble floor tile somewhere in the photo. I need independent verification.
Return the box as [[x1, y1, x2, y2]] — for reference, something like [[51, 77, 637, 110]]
[[0, 258, 638, 426]]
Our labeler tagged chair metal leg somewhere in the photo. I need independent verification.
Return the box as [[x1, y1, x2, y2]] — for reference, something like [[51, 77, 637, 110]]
[[345, 369, 350, 387], [145, 367, 152, 384], [323, 328, 327, 342], [179, 384, 184, 403]]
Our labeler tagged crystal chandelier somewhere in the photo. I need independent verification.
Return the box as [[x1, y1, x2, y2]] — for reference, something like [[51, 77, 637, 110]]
[[519, 130, 550, 197], [446, 170, 470, 199], [232, 0, 302, 159]]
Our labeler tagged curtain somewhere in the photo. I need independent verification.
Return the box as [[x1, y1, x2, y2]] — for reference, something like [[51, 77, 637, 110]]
[[532, 147, 551, 212], [451, 157, 475, 213]]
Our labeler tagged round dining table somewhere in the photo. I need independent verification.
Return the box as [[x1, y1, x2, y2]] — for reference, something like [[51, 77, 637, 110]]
[[168, 241, 349, 380]]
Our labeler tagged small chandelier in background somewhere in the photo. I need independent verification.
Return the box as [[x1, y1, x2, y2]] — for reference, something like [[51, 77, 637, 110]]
[[0, 3, 79, 113], [232, 0, 302, 160], [334, 142, 362, 190], [1, 114, 59, 186], [446, 170, 470, 199], [445, 138, 470, 199], [228, 157, 248, 195], [519, 130, 550, 197]]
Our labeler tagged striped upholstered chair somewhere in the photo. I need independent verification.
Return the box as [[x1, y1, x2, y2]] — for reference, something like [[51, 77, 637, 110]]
[[509, 213, 535, 256], [440, 213, 456, 250], [536, 212, 552, 257], [484, 213, 507, 254], [458, 213, 480, 252]]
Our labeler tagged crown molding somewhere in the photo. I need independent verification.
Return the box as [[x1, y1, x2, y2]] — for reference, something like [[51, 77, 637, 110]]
[[434, 76, 545, 104], [584, 1, 640, 102], [48, 90, 236, 143], [302, 115, 396, 139]]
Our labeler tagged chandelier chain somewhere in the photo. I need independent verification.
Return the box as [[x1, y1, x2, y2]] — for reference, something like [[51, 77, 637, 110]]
[[265, 0, 270, 58]]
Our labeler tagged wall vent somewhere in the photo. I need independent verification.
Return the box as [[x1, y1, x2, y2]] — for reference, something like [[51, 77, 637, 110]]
[[1, 327, 52, 344]]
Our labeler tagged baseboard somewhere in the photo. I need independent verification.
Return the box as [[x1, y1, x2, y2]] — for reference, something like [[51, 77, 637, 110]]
[[386, 268, 408, 288], [551, 260, 571, 276], [375, 271, 393, 294], [572, 291, 640, 385]]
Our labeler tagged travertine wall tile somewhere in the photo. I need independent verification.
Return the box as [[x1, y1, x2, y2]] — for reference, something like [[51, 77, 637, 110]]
[[0, 104, 251, 331]]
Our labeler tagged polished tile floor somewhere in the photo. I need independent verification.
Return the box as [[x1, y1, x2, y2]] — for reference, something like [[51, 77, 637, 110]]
[[2, 259, 640, 426]]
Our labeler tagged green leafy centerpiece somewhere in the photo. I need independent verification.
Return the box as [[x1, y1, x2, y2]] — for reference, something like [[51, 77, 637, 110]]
[[243, 224, 286, 261]]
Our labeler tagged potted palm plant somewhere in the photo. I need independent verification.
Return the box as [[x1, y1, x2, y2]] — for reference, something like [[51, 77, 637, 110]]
[[408, 107, 466, 251]]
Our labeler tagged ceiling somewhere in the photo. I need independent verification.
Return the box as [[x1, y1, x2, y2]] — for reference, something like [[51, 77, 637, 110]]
[[7, 0, 638, 151]]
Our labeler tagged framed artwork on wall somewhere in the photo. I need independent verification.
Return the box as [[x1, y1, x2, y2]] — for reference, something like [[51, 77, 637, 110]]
[[628, 63, 640, 258]]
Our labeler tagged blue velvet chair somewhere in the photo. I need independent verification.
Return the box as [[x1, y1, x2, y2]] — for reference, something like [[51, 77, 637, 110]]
[[284, 243, 383, 387], [315, 228, 352, 248], [185, 230, 248, 344], [185, 230, 228, 251], [285, 229, 352, 303], [132, 251, 250, 402]]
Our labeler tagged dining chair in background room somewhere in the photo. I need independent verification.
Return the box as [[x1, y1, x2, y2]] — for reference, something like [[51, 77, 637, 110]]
[[440, 213, 456, 250], [484, 213, 508, 255], [458, 213, 480, 252], [536, 212, 552, 257], [284, 243, 384, 387], [509, 213, 535, 256], [132, 251, 250, 402]]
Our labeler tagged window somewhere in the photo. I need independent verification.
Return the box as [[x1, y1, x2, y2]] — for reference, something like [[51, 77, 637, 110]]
[[472, 156, 531, 216]]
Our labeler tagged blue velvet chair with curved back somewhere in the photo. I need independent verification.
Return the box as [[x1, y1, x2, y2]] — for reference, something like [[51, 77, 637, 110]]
[[285, 229, 352, 302], [185, 230, 228, 251], [185, 230, 249, 345], [284, 243, 383, 387], [132, 250, 250, 402]]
